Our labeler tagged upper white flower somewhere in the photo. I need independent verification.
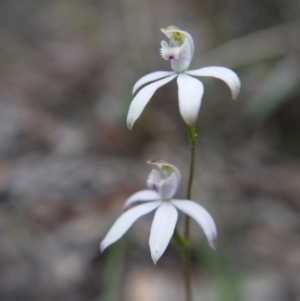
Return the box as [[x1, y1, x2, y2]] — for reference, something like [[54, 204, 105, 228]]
[[100, 160, 217, 264], [127, 26, 241, 129]]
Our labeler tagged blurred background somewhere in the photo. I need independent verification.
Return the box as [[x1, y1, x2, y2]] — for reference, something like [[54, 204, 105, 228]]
[[0, 0, 300, 300]]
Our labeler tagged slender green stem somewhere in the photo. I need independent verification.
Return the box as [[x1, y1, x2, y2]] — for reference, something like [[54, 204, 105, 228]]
[[186, 126, 197, 200], [184, 125, 197, 301], [174, 228, 188, 249], [185, 126, 197, 240], [172, 125, 197, 301]]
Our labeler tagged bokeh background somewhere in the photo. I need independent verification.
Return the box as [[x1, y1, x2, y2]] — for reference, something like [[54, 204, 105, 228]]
[[0, 0, 300, 300]]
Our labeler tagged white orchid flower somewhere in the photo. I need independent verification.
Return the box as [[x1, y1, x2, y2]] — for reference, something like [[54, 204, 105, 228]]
[[127, 26, 241, 129], [100, 160, 217, 264]]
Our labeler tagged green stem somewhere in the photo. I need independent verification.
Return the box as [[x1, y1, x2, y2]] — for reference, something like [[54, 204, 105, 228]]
[[185, 126, 197, 239], [186, 126, 197, 199], [172, 125, 197, 301], [174, 228, 188, 249], [184, 125, 197, 301]]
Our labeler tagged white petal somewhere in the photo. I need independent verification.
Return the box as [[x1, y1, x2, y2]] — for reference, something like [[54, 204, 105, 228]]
[[133, 71, 175, 95], [149, 202, 178, 264], [171, 200, 217, 249], [186, 66, 241, 100], [100, 201, 161, 252], [127, 74, 177, 129], [177, 74, 204, 126], [123, 190, 160, 210]]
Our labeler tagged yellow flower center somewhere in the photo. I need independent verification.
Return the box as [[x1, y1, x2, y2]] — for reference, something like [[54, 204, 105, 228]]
[[161, 165, 173, 176], [162, 26, 185, 45], [172, 31, 185, 44]]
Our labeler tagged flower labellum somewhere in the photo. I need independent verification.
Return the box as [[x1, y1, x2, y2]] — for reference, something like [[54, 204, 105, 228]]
[[127, 26, 241, 129], [100, 160, 217, 264]]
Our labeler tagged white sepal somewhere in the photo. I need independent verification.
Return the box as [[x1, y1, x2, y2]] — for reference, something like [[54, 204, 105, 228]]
[[177, 74, 204, 126], [171, 200, 217, 249], [133, 71, 175, 95], [123, 190, 160, 210], [100, 201, 161, 252], [127, 74, 177, 129], [186, 66, 241, 100], [149, 202, 178, 264]]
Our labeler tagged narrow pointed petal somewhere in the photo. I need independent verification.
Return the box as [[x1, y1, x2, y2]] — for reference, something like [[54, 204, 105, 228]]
[[123, 190, 161, 210], [177, 74, 204, 126], [171, 200, 217, 249], [149, 202, 178, 264], [133, 71, 175, 95], [127, 74, 177, 129], [100, 201, 161, 252], [186, 66, 241, 99]]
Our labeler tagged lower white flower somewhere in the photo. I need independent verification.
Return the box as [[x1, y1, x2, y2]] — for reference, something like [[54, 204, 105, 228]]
[[100, 160, 217, 264]]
